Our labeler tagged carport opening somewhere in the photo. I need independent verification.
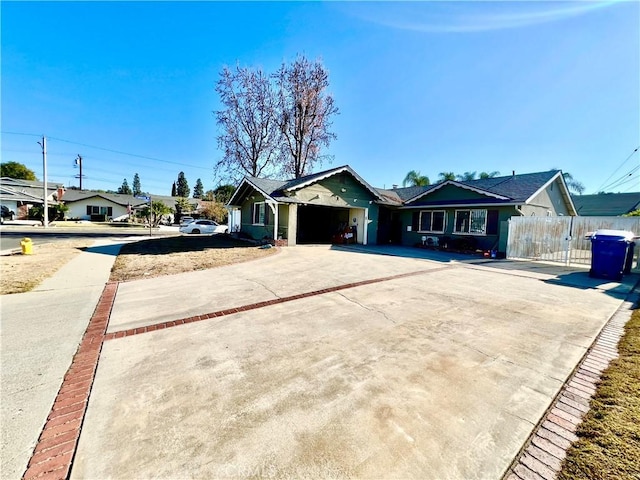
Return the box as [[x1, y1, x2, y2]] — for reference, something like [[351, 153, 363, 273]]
[[297, 205, 350, 244]]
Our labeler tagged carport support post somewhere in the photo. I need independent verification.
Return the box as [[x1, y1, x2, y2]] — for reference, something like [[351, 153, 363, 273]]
[[288, 204, 297, 246]]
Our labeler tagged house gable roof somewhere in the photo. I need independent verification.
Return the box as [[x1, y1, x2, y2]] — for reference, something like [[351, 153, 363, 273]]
[[402, 170, 573, 211], [405, 180, 510, 204], [572, 192, 640, 216], [228, 165, 383, 205]]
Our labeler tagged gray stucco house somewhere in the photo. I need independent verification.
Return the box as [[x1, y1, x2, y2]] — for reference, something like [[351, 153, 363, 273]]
[[228, 166, 577, 253]]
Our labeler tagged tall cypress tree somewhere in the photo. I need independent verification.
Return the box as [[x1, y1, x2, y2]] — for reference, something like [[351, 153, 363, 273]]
[[171, 182, 177, 197], [176, 172, 190, 198], [132, 173, 141, 196], [193, 178, 204, 198]]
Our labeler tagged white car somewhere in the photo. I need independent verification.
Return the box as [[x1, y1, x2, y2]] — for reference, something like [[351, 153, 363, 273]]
[[179, 219, 228, 235]]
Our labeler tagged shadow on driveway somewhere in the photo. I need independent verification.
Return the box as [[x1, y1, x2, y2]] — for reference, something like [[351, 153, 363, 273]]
[[336, 244, 639, 299]]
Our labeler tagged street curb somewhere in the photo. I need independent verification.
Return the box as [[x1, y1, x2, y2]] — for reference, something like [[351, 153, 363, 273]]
[[502, 281, 640, 480], [21, 282, 119, 480]]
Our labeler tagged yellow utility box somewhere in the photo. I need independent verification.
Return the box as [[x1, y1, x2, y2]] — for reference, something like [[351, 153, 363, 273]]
[[21, 238, 33, 255]]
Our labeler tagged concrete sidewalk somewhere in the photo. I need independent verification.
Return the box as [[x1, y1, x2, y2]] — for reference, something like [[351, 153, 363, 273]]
[[0, 240, 122, 479]]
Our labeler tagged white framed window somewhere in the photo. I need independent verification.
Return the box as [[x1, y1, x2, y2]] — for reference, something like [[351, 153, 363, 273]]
[[454, 209, 487, 235], [252, 202, 265, 225], [418, 210, 445, 233]]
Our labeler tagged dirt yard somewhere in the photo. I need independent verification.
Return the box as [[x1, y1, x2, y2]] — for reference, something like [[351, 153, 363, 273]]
[[109, 235, 277, 282], [0, 240, 92, 294], [1, 236, 277, 293]]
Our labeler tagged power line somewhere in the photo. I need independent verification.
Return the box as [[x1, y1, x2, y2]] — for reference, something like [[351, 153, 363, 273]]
[[47, 136, 212, 171], [599, 164, 640, 192], [596, 146, 639, 192], [2, 131, 213, 172]]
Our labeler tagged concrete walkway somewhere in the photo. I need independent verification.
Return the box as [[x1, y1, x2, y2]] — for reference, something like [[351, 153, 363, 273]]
[[0, 240, 122, 479]]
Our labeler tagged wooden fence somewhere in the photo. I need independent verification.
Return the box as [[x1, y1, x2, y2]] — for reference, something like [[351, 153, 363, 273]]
[[506, 216, 640, 269]]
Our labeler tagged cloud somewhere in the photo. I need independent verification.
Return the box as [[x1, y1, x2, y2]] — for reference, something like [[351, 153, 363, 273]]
[[340, 1, 623, 34]]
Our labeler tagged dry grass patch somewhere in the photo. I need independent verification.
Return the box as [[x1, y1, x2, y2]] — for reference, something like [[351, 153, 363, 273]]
[[1, 240, 92, 294], [558, 306, 640, 480], [110, 235, 277, 282]]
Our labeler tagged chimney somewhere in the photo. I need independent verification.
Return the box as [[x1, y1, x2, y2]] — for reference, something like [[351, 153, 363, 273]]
[[512, 170, 515, 177], [392, 184, 398, 189], [57, 186, 65, 200]]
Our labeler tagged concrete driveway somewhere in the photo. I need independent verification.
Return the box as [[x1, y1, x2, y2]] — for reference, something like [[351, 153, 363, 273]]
[[70, 246, 634, 479]]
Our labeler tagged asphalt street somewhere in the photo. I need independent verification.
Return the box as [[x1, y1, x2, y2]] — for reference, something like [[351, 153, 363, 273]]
[[0, 226, 178, 251]]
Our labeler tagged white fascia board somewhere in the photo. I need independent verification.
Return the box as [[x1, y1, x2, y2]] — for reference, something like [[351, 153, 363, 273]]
[[524, 171, 578, 216], [228, 178, 277, 206], [285, 166, 383, 201], [398, 202, 523, 210], [404, 180, 510, 204]]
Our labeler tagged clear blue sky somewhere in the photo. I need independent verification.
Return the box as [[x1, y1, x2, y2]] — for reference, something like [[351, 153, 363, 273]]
[[2, 1, 639, 196]]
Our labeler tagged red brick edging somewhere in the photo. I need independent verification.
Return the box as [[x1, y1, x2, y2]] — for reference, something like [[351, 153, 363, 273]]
[[103, 266, 451, 340], [22, 282, 118, 480], [503, 288, 638, 480]]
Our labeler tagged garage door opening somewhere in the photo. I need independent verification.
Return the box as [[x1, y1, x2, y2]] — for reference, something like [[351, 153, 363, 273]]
[[297, 205, 350, 244]]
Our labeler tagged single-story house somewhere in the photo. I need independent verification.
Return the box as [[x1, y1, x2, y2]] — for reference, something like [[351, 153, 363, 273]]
[[572, 192, 640, 216], [0, 177, 60, 219], [61, 190, 149, 221], [227, 166, 387, 246], [228, 166, 577, 253]]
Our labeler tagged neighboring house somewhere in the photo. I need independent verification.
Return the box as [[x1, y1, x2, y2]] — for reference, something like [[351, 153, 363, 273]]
[[572, 192, 640, 216], [228, 165, 387, 246], [228, 167, 577, 253], [0, 177, 60, 219], [61, 190, 148, 221]]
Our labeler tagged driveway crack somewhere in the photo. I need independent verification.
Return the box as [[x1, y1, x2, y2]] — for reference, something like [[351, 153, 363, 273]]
[[248, 278, 281, 299], [336, 292, 396, 323]]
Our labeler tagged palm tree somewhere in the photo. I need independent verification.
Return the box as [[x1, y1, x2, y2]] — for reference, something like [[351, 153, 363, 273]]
[[552, 168, 585, 195], [402, 170, 430, 187], [456, 171, 477, 181], [438, 171, 456, 182], [479, 171, 500, 179], [563, 172, 585, 195]]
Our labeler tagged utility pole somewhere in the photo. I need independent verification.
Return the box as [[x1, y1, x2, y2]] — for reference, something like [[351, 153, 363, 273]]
[[37, 136, 48, 228], [75, 154, 83, 190]]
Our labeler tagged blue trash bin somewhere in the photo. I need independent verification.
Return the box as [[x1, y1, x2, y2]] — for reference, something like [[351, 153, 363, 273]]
[[589, 230, 635, 281]]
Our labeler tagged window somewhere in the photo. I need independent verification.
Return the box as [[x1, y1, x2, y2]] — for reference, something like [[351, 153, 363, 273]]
[[86, 205, 113, 216], [252, 202, 265, 225], [418, 210, 445, 233], [454, 209, 487, 235]]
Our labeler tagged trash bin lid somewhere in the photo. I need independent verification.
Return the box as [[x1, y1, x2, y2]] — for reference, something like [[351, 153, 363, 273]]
[[591, 229, 635, 241]]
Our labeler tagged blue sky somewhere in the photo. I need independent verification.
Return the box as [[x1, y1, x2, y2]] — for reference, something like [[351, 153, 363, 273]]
[[2, 1, 638, 196]]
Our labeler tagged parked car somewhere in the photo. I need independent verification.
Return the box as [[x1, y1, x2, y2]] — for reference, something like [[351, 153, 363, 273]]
[[179, 219, 228, 235], [1, 205, 15, 224], [179, 216, 195, 226]]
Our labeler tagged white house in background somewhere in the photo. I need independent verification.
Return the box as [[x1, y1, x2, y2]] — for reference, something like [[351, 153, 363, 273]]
[[61, 190, 148, 221]]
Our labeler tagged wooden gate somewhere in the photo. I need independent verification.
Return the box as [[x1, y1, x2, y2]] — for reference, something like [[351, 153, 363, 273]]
[[506, 216, 640, 269]]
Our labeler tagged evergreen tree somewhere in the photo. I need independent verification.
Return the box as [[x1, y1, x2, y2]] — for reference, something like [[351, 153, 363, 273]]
[[118, 178, 132, 195], [176, 172, 190, 198], [171, 182, 177, 197], [193, 178, 204, 198], [132, 173, 141, 196]]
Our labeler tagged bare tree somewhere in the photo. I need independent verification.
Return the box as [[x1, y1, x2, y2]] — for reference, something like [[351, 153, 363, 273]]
[[215, 65, 281, 179], [277, 55, 338, 178]]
